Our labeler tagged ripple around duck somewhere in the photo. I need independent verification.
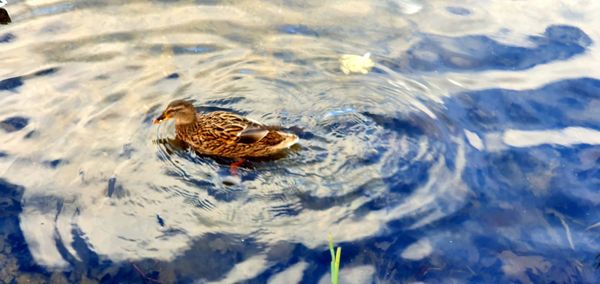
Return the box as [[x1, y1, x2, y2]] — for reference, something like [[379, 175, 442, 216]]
[[149, 53, 467, 246]]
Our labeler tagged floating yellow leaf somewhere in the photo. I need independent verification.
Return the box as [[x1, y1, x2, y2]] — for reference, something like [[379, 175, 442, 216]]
[[339, 52, 374, 75]]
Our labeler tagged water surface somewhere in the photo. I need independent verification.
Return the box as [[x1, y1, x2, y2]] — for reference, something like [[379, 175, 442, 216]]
[[1, 0, 600, 283]]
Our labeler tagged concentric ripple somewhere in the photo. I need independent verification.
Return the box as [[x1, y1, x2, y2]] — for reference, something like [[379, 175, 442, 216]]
[[146, 44, 468, 251]]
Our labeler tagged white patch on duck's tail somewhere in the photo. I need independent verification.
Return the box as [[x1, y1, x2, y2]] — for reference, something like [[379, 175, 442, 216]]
[[273, 131, 299, 150]]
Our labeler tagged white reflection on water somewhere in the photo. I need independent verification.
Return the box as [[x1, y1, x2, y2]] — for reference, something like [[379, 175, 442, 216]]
[[503, 127, 600, 148], [499, 251, 551, 284], [464, 129, 483, 151], [267, 261, 307, 284], [472, 127, 600, 152], [401, 238, 433, 261], [206, 255, 269, 284], [318, 265, 375, 284]]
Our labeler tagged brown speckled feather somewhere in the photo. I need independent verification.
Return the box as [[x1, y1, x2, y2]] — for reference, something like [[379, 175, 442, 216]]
[[176, 111, 298, 158]]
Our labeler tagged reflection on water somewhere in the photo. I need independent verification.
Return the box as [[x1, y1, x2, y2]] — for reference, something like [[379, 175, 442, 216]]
[[1, 0, 600, 282]]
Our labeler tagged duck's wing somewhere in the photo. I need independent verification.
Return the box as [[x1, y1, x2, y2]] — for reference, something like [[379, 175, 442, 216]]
[[203, 111, 271, 144], [238, 128, 270, 144]]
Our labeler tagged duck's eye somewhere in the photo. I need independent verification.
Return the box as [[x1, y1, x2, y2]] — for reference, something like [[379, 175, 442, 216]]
[[166, 107, 179, 114], [168, 106, 184, 113]]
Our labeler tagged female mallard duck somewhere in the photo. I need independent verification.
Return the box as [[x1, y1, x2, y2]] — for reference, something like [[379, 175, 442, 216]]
[[153, 100, 299, 159]]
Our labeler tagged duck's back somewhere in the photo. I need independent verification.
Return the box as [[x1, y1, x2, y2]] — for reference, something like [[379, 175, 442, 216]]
[[176, 111, 298, 158]]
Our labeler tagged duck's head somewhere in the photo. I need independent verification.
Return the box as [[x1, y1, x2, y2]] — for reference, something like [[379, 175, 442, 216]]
[[153, 100, 196, 125]]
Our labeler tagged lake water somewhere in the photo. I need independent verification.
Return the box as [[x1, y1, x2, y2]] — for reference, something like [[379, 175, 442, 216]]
[[1, 0, 600, 283]]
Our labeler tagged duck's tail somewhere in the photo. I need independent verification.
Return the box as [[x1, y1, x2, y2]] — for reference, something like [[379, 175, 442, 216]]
[[273, 131, 299, 150]]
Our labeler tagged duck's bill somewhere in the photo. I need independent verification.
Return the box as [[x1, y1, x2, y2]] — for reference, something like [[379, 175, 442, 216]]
[[153, 113, 169, 124]]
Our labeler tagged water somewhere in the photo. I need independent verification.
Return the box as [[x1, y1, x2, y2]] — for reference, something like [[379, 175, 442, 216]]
[[1, 0, 600, 283]]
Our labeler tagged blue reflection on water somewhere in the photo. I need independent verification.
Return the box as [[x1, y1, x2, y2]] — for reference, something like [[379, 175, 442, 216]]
[[0, 117, 29, 132], [446, 6, 471, 16], [446, 78, 600, 131], [0, 32, 15, 43], [278, 24, 320, 37], [0, 76, 23, 91], [384, 25, 592, 72], [0, 179, 42, 274]]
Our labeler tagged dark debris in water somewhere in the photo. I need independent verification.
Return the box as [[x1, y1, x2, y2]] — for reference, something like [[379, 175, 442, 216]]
[[221, 177, 239, 187], [156, 215, 165, 227], [94, 74, 110, 80], [43, 159, 64, 168], [33, 67, 59, 77], [0, 117, 29, 132], [0, 8, 11, 25], [107, 176, 117, 198], [24, 130, 39, 139], [165, 72, 179, 79], [278, 24, 319, 37]]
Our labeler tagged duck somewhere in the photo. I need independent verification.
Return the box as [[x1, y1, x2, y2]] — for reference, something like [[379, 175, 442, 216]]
[[153, 100, 299, 162]]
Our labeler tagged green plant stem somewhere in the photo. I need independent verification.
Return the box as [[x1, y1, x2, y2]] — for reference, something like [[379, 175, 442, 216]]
[[328, 234, 341, 284]]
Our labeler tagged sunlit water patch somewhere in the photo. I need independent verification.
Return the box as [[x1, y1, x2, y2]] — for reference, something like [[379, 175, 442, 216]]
[[0, 0, 599, 283]]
